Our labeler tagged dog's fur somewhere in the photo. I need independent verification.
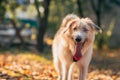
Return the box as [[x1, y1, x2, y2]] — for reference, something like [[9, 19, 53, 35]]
[[52, 14, 102, 80]]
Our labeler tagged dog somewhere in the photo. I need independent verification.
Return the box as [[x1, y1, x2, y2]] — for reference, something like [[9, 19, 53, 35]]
[[52, 14, 102, 80]]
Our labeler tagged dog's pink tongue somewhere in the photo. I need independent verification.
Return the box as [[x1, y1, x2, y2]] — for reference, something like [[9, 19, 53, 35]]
[[73, 42, 82, 62]]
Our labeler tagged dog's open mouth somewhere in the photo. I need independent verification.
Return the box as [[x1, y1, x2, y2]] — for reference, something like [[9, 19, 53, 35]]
[[73, 42, 84, 62]]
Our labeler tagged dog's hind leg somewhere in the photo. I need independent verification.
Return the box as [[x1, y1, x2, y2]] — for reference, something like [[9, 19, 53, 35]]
[[54, 58, 62, 80]]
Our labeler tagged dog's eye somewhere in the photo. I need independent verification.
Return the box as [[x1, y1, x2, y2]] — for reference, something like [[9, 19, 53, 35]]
[[83, 28, 88, 32], [73, 27, 77, 31]]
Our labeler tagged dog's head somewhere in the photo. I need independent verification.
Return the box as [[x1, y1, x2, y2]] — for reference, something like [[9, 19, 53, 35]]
[[62, 15, 102, 43], [61, 14, 102, 61]]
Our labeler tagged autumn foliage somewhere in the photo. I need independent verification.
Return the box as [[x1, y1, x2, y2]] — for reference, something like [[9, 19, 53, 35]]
[[0, 49, 120, 80]]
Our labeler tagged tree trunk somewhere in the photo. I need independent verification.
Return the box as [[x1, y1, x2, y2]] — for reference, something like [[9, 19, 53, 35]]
[[10, 19, 24, 45], [77, 0, 84, 17], [35, 0, 51, 52], [90, 0, 103, 49], [96, 0, 102, 27], [90, 0, 102, 27], [37, 18, 46, 52]]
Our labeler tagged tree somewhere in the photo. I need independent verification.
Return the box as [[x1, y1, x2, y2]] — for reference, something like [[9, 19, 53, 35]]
[[0, 0, 24, 45], [77, 0, 84, 17], [9, 1, 26, 45], [10, 19, 24, 45], [0, 0, 7, 21], [90, 0, 103, 49], [34, 0, 51, 52], [90, 0, 102, 27], [90, 0, 120, 49]]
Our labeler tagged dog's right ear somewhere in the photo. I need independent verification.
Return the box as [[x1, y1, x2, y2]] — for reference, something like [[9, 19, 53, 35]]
[[61, 14, 80, 33], [62, 19, 78, 33]]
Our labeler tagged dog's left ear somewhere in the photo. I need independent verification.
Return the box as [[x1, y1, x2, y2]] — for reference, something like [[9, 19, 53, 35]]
[[93, 24, 103, 33], [83, 18, 102, 33]]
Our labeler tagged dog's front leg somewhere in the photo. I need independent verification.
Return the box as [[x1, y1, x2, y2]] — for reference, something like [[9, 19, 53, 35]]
[[79, 66, 88, 80], [68, 62, 76, 80], [62, 64, 69, 80], [54, 58, 62, 80]]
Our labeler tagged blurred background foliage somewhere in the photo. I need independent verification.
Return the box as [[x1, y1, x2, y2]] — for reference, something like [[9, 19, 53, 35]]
[[0, 0, 120, 52]]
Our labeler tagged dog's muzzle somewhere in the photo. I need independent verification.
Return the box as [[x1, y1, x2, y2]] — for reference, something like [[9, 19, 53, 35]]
[[75, 36, 82, 42]]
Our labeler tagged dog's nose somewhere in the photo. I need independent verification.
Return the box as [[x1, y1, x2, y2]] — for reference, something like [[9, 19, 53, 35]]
[[75, 36, 82, 42]]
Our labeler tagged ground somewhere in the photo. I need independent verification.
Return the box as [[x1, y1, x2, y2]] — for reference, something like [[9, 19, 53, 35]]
[[0, 49, 120, 80]]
